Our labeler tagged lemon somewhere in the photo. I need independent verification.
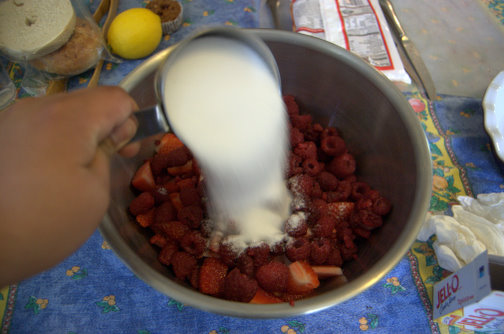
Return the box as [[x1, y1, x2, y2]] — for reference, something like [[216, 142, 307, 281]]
[[107, 8, 162, 59]]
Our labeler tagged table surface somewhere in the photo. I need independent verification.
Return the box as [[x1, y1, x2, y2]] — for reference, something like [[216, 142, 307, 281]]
[[1, 1, 504, 333]]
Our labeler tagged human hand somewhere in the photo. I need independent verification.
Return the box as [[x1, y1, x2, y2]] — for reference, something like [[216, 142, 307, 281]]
[[0, 86, 139, 286]]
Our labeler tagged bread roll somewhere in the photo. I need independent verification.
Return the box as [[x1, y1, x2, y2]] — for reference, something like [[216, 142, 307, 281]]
[[0, 0, 76, 60]]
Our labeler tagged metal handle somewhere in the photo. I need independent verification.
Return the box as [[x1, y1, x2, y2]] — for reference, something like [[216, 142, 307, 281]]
[[379, 0, 407, 41], [130, 104, 170, 142]]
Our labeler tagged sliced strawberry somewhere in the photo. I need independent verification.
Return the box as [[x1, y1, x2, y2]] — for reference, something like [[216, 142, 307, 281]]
[[132, 161, 156, 192], [250, 287, 283, 304], [157, 133, 185, 155], [169, 192, 184, 212], [286, 261, 320, 294], [135, 208, 155, 228], [167, 160, 193, 176], [129, 192, 155, 216], [327, 202, 354, 222], [199, 257, 228, 296], [311, 265, 343, 279]]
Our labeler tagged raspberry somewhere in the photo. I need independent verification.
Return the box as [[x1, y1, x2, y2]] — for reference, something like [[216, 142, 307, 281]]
[[341, 235, 358, 261], [291, 114, 313, 131], [180, 231, 206, 256], [236, 254, 255, 277], [246, 243, 271, 267], [283, 95, 299, 116], [158, 242, 178, 266], [129, 192, 155, 216], [373, 196, 392, 216], [308, 199, 328, 224], [326, 180, 352, 202], [177, 205, 203, 229], [223, 268, 258, 302], [303, 123, 323, 142], [312, 215, 336, 238], [256, 261, 289, 293], [356, 197, 374, 211], [289, 174, 314, 198], [218, 242, 239, 267], [302, 158, 322, 176], [159, 220, 190, 242], [150, 234, 168, 248], [179, 186, 200, 207], [285, 211, 308, 237], [288, 153, 303, 177], [294, 141, 317, 160], [153, 201, 176, 225], [199, 257, 228, 296], [326, 245, 343, 266], [311, 181, 323, 198], [351, 182, 371, 200], [290, 127, 304, 147], [285, 238, 311, 262], [171, 251, 197, 280], [310, 238, 331, 265], [327, 153, 356, 179], [320, 135, 346, 156], [350, 209, 383, 230], [189, 266, 200, 289], [321, 127, 339, 139], [353, 227, 371, 239], [317, 171, 339, 191]]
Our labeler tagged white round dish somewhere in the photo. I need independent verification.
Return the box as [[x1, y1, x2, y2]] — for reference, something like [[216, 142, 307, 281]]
[[483, 71, 504, 162]]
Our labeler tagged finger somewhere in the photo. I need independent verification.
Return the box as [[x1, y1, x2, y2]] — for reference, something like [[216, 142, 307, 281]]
[[108, 115, 138, 151]]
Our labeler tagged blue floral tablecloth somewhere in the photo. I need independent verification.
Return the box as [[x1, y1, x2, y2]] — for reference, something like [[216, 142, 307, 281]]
[[1, 0, 504, 333]]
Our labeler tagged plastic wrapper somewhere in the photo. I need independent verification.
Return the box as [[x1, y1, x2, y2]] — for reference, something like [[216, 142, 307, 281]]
[[260, 0, 411, 84], [0, 0, 113, 95], [418, 193, 504, 272]]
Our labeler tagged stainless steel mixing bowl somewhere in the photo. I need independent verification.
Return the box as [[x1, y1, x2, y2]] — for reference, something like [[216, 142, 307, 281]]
[[100, 29, 432, 318]]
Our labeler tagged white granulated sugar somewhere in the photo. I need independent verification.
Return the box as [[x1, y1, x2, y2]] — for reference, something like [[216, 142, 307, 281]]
[[287, 211, 307, 230], [162, 36, 292, 252]]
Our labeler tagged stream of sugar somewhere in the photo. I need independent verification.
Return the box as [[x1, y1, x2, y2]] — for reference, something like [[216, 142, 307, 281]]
[[162, 36, 291, 252]]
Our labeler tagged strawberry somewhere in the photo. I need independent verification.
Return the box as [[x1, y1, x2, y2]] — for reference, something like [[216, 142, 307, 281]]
[[129, 192, 155, 216], [199, 257, 228, 296], [169, 192, 184, 212], [327, 202, 354, 222], [131, 161, 155, 192], [167, 160, 193, 176], [135, 208, 154, 228], [311, 265, 343, 279], [250, 287, 283, 304], [157, 133, 184, 155], [286, 261, 320, 294]]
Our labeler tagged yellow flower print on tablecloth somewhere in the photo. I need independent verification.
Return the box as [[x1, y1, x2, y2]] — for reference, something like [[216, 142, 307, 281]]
[[101, 240, 112, 249], [96, 295, 120, 313], [25, 296, 48, 314], [281, 320, 306, 333], [203, 10, 215, 17], [359, 314, 378, 331], [244, 6, 256, 13], [383, 276, 406, 294], [65, 266, 88, 280], [208, 328, 230, 334]]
